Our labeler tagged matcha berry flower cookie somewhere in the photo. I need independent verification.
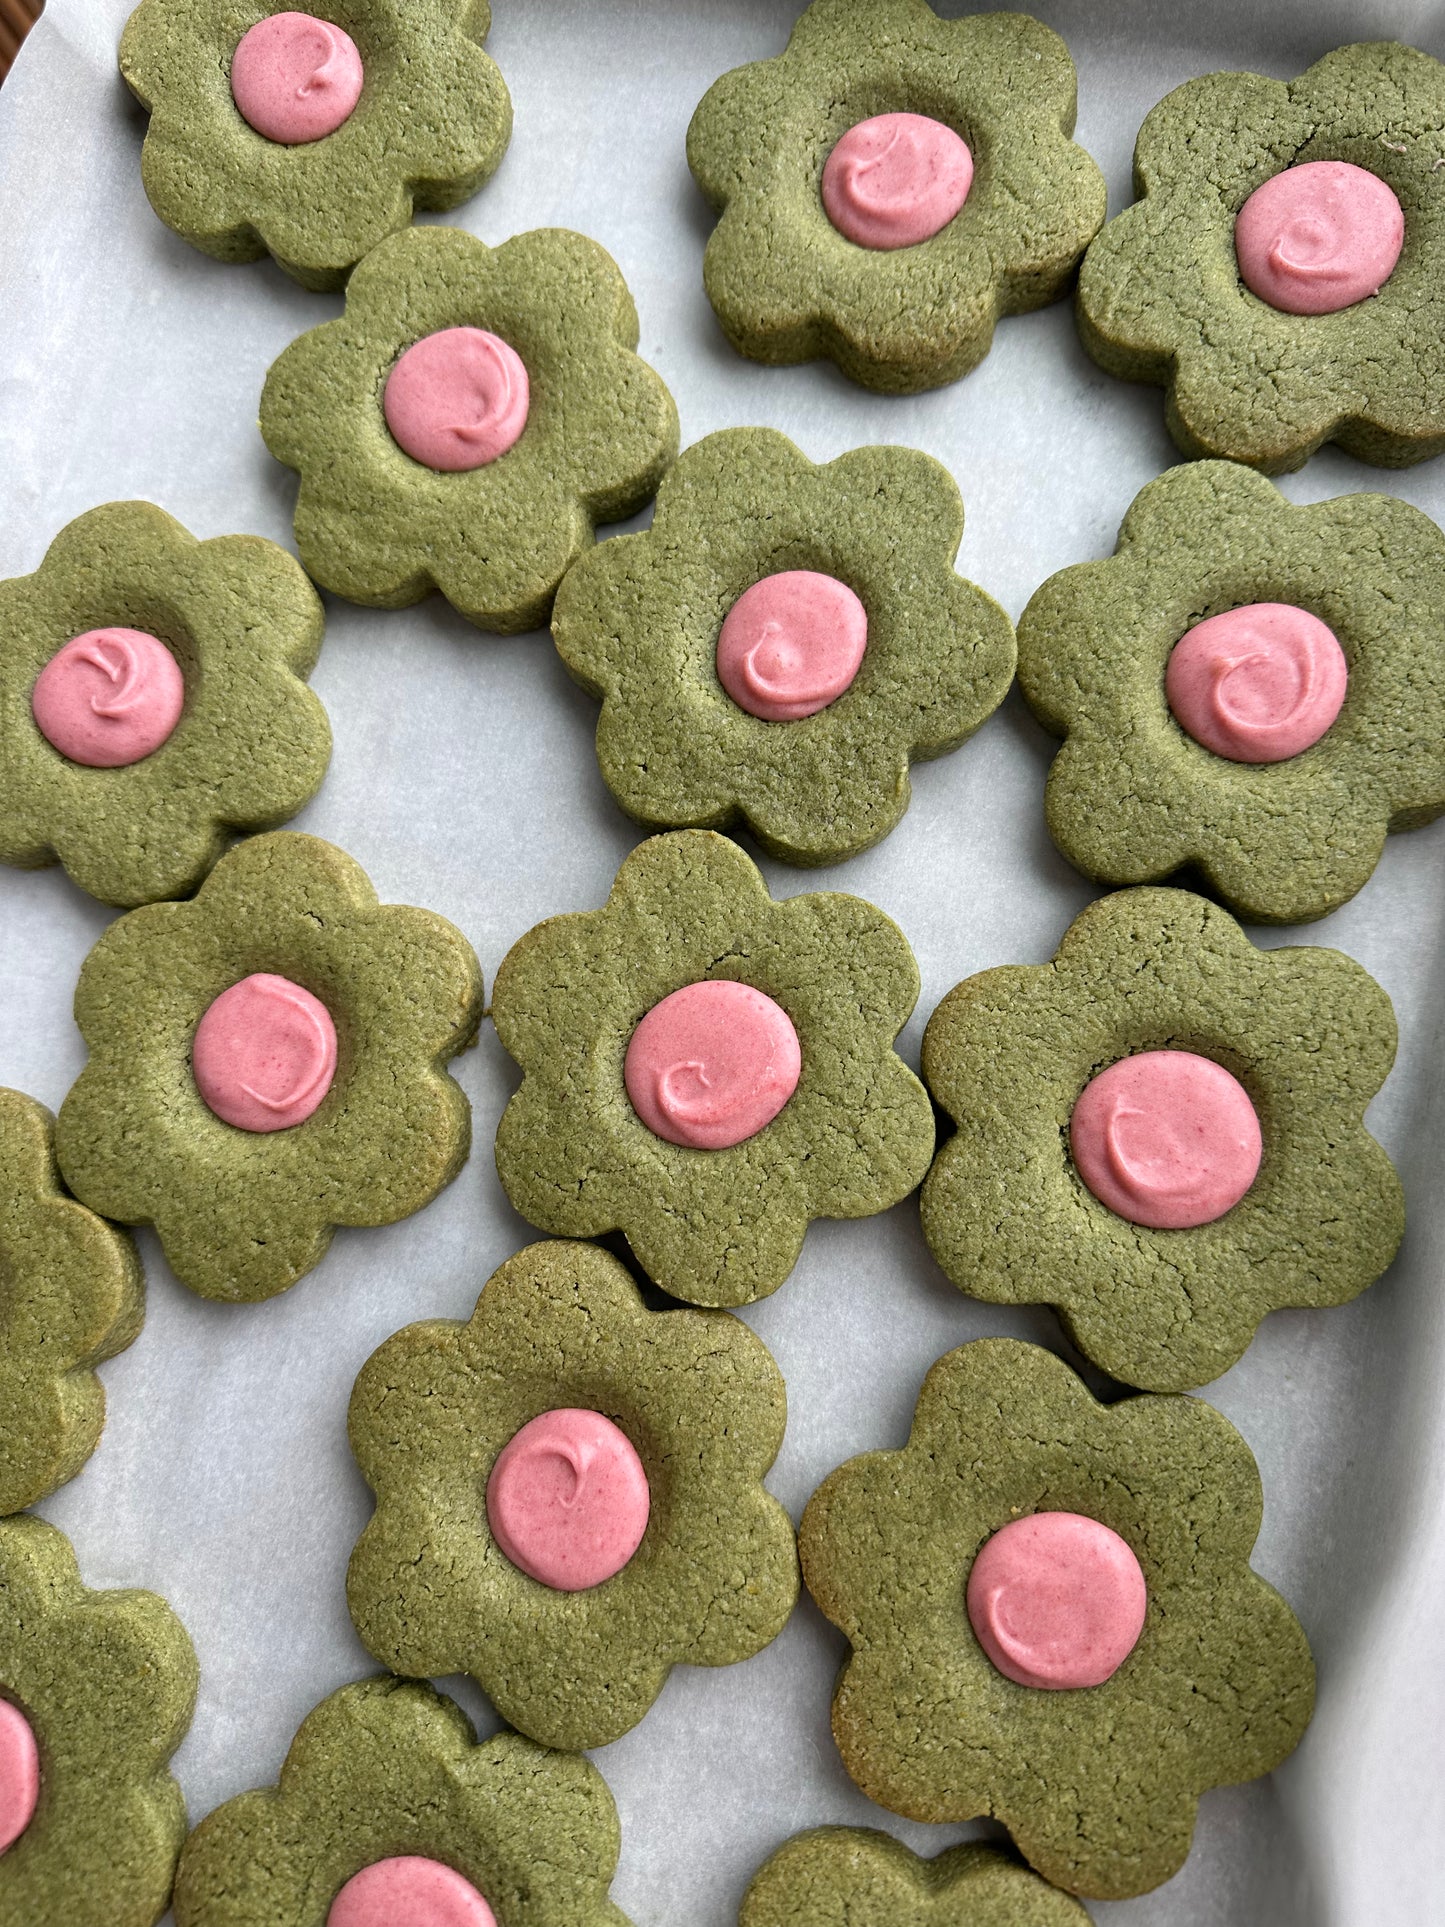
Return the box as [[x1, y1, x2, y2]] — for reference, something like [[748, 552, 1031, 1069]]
[[347, 1239, 798, 1751], [920, 887, 1403, 1393], [0, 1514, 197, 1927], [686, 0, 1106, 393], [261, 223, 678, 632], [0, 501, 329, 908], [1017, 461, 1445, 925], [174, 1675, 632, 1927], [492, 831, 935, 1308], [800, 1338, 1315, 1900], [553, 429, 1015, 866], [120, 0, 511, 289], [56, 829, 483, 1303], [1078, 41, 1445, 470]]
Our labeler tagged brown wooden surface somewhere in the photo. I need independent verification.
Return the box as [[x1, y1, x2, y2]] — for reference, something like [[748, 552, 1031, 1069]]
[[0, 0, 42, 84]]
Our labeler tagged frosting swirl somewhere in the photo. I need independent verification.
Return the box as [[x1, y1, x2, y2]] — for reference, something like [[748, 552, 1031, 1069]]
[[1235, 160, 1404, 315], [1166, 602, 1348, 763], [967, 1512, 1148, 1691], [327, 1856, 496, 1927], [821, 112, 974, 250], [230, 12, 365, 146], [624, 980, 802, 1149], [31, 627, 185, 768], [192, 973, 338, 1134], [486, 1408, 650, 1592], [0, 1700, 39, 1856], [383, 327, 530, 472], [715, 570, 868, 721]]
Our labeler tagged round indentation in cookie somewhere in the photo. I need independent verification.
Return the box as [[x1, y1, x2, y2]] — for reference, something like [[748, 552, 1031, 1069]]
[[192, 973, 338, 1133], [486, 1408, 650, 1592], [966, 1510, 1147, 1690], [1234, 160, 1404, 315], [230, 11, 365, 145], [1166, 602, 1348, 763], [1070, 1050, 1262, 1231], [383, 327, 530, 472], [327, 1855, 497, 1927], [715, 570, 869, 721], [624, 980, 802, 1149], [821, 111, 974, 250], [31, 627, 185, 768], [0, 1699, 40, 1856]]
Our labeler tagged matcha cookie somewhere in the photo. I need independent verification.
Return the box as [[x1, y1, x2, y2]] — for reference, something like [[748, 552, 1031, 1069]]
[[686, 0, 1106, 393], [0, 1089, 143, 1516], [1077, 42, 1445, 471], [347, 1239, 798, 1751], [120, 0, 511, 290], [1016, 461, 1445, 924], [0, 500, 329, 907], [552, 428, 1015, 866], [173, 1675, 632, 1927], [492, 830, 935, 1308], [56, 829, 483, 1303], [741, 1829, 1089, 1927], [920, 887, 1403, 1393], [800, 1338, 1315, 1900], [0, 1513, 197, 1927], [260, 224, 679, 632]]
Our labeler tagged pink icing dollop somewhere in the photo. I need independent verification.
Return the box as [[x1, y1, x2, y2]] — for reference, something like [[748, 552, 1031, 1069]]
[[0, 1701, 40, 1856], [1235, 160, 1404, 315], [383, 329, 530, 472], [192, 973, 338, 1134], [31, 628, 184, 768], [1166, 602, 1348, 764], [230, 12, 365, 146], [821, 111, 973, 250], [967, 1512, 1147, 1691], [1070, 1050, 1262, 1231], [487, 1408, 650, 1592], [327, 1857, 496, 1927], [624, 981, 802, 1150], [715, 571, 868, 722]]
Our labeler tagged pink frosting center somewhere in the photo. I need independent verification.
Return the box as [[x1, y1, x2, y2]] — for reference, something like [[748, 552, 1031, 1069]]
[[1235, 160, 1404, 315], [230, 12, 364, 146], [327, 1857, 496, 1927], [0, 1701, 39, 1856], [192, 973, 338, 1134], [821, 112, 973, 250], [31, 628, 185, 768], [1070, 1050, 1262, 1231], [967, 1512, 1147, 1691], [1166, 602, 1348, 763], [715, 571, 868, 722], [487, 1408, 650, 1592], [624, 981, 802, 1150], [383, 328, 530, 472]]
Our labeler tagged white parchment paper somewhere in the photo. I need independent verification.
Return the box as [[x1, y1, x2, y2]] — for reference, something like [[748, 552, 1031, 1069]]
[[2, 3, 1445, 1922]]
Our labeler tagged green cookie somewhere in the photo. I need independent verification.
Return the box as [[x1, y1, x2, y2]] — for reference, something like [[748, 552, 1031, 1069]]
[[741, 1829, 1090, 1927]]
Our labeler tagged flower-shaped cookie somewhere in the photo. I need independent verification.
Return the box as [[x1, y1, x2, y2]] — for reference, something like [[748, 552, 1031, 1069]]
[[347, 1239, 798, 1751], [1077, 42, 1445, 471], [0, 501, 329, 907], [0, 1089, 143, 1515], [1017, 462, 1445, 924], [260, 224, 679, 632], [800, 1339, 1315, 1900], [120, 0, 512, 289], [686, 0, 1106, 393], [920, 887, 1403, 1392], [492, 831, 935, 1308], [56, 829, 483, 1303], [174, 1675, 633, 1927], [553, 429, 1015, 866], [0, 1514, 197, 1927]]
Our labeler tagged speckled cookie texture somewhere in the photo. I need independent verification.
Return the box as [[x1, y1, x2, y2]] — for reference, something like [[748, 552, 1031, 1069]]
[[552, 428, 1015, 866], [119, 0, 512, 289], [0, 501, 329, 907], [741, 1828, 1090, 1927], [1018, 462, 1445, 924], [55, 830, 483, 1303], [920, 887, 1403, 1393], [686, 0, 1106, 393], [0, 1089, 143, 1517], [799, 1338, 1315, 1901], [260, 224, 679, 632], [491, 830, 935, 1309], [1077, 41, 1445, 471], [173, 1675, 633, 1927], [0, 1513, 197, 1927], [347, 1238, 799, 1751]]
